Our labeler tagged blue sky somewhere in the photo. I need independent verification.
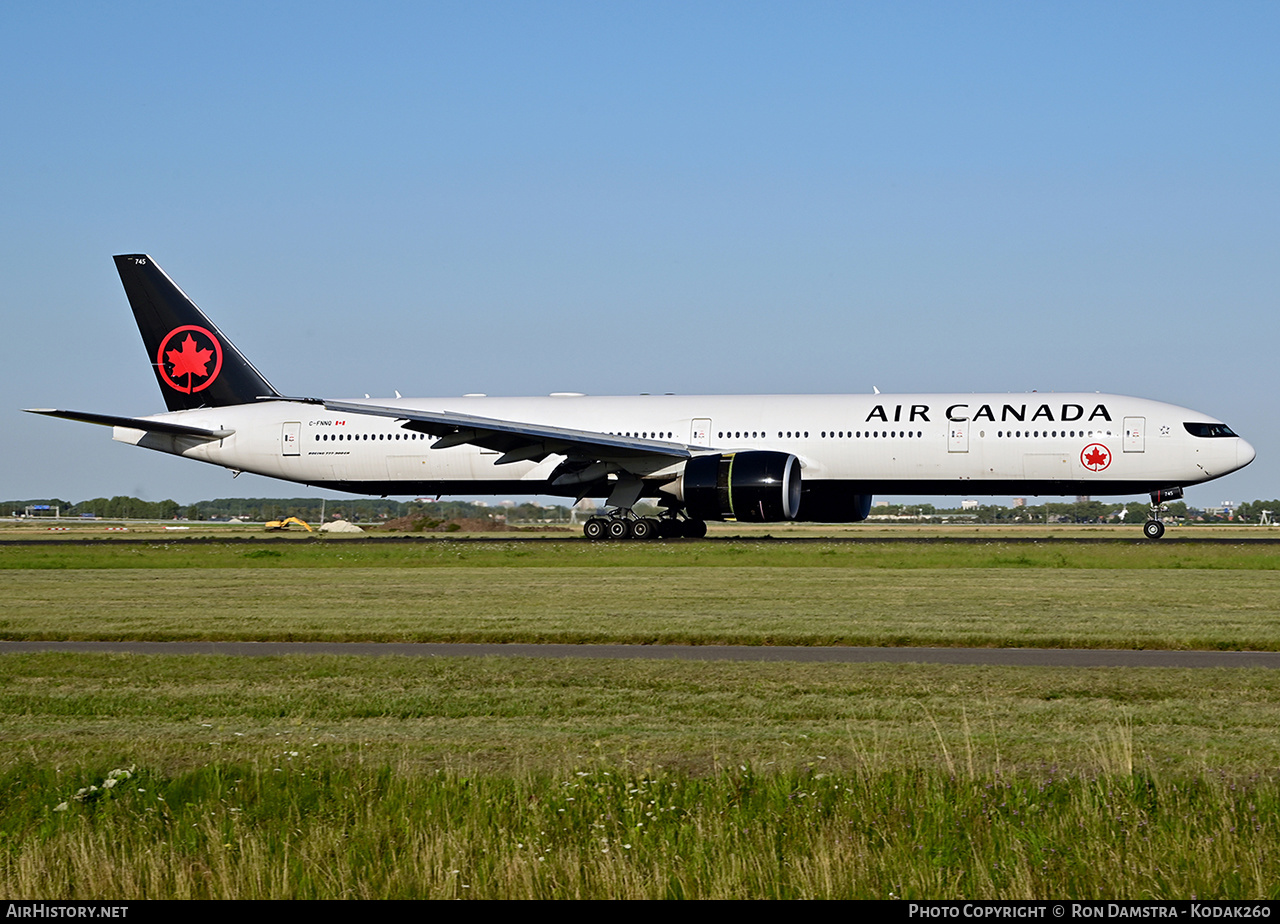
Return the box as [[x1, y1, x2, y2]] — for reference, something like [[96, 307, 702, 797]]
[[3, 2, 1277, 507]]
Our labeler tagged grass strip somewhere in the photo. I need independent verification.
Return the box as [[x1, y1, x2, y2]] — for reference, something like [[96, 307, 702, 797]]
[[4, 653, 1280, 773], [3, 566, 1279, 649], [2, 762, 1276, 899], [3, 538, 1279, 570]]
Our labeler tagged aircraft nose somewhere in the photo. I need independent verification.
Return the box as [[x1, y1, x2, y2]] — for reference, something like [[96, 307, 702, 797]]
[[1238, 438, 1257, 470]]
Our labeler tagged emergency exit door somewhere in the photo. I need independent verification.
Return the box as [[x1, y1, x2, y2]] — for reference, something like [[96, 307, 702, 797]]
[[282, 421, 301, 456], [1123, 417, 1145, 453]]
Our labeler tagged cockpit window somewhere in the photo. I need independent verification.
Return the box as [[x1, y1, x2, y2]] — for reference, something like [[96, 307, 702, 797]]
[[1184, 422, 1238, 438]]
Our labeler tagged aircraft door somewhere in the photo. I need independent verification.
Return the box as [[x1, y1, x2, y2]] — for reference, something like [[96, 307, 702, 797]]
[[948, 419, 969, 453], [1123, 417, 1145, 453], [282, 421, 301, 456], [690, 419, 712, 447]]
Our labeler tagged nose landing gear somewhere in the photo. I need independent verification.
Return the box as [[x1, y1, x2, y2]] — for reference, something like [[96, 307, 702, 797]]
[[1142, 487, 1183, 540]]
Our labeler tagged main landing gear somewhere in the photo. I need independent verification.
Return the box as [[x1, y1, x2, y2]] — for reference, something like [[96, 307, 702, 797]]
[[582, 509, 707, 540]]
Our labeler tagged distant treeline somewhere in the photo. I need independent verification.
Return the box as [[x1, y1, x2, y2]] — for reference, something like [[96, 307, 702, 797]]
[[1, 496, 572, 523], [870, 499, 1280, 524]]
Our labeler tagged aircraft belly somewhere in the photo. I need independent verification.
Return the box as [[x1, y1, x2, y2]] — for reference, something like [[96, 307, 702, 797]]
[[385, 450, 533, 483], [1022, 452, 1073, 483], [466, 450, 531, 480], [385, 454, 432, 481], [828, 439, 979, 481]]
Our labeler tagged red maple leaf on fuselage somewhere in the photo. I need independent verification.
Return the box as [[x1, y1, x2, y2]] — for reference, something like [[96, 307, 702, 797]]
[[1084, 447, 1108, 468], [166, 335, 213, 381]]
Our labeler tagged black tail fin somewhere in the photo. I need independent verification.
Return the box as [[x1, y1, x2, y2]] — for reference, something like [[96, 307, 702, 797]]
[[114, 254, 280, 411]]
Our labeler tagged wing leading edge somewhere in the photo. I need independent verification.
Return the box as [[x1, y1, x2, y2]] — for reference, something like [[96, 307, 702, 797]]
[[319, 399, 696, 466]]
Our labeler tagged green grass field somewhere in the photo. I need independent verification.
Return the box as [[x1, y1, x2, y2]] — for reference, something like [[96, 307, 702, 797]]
[[7, 759, 1278, 898], [5, 652, 1280, 772], [2, 538, 1278, 898], [4, 653, 1280, 898], [4, 534, 1279, 569], [1, 538, 1278, 649]]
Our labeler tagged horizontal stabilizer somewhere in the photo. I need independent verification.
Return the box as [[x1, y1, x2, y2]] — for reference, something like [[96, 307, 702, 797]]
[[24, 408, 234, 440]]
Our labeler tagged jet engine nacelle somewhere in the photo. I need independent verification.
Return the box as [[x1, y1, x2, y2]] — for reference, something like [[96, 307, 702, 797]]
[[680, 451, 802, 522], [794, 486, 873, 523]]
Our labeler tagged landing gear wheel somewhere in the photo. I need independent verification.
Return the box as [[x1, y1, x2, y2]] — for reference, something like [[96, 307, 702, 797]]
[[606, 518, 632, 540], [656, 518, 682, 539], [1143, 519, 1165, 540], [630, 518, 658, 541], [583, 517, 607, 540], [681, 519, 708, 538]]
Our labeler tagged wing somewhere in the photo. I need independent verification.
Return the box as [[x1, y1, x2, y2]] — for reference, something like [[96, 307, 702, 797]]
[[25, 408, 234, 440], [320, 399, 694, 466]]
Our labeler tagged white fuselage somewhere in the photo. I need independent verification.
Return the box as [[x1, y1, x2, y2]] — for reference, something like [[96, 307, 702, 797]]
[[113, 392, 1255, 499]]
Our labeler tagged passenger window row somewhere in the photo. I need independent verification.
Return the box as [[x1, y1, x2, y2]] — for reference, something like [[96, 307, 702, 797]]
[[317, 432, 427, 441]]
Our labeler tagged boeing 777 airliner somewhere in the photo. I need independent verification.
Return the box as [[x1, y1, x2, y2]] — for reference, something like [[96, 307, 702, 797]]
[[28, 255, 1255, 539]]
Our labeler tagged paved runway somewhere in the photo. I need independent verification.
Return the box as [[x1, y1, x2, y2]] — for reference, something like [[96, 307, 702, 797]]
[[3, 640, 1279, 668]]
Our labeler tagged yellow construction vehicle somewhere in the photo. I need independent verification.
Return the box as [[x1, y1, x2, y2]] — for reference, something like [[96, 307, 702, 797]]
[[264, 516, 313, 532]]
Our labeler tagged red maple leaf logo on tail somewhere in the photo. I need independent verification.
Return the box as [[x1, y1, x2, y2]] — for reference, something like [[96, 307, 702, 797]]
[[166, 335, 213, 380], [155, 325, 223, 394]]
